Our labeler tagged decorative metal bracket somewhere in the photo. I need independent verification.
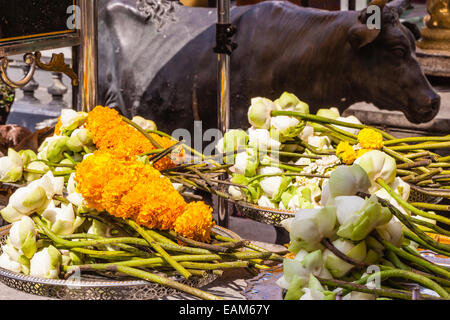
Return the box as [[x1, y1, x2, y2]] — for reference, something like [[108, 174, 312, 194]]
[[213, 23, 238, 55], [35, 51, 79, 86], [0, 53, 36, 89], [0, 51, 79, 89]]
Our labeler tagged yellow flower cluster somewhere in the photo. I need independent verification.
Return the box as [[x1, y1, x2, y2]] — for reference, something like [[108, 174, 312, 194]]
[[86, 106, 183, 171], [75, 151, 215, 242], [357, 128, 384, 150], [336, 141, 357, 165]]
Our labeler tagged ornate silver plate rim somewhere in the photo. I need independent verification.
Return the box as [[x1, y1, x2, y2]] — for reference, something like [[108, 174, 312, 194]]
[[0, 224, 241, 299]]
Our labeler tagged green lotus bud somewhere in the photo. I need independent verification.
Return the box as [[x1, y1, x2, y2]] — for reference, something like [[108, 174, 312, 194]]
[[42, 202, 84, 236], [216, 129, 249, 164], [132, 116, 157, 131], [260, 175, 291, 202], [343, 291, 376, 300], [282, 207, 337, 250], [232, 148, 259, 177], [19, 150, 37, 167], [274, 92, 309, 114], [29, 245, 62, 279], [0, 148, 23, 183], [9, 216, 37, 259], [59, 109, 88, 135], [2, 242, 30, 274], [322, 164, 371, 206], [299, 274, 336, 300], [248, 127, 281, 150], [354, 150, 397, 193], [248, 97, 276, 129], [1, 205, 26, 223], [332, 115, 362, 136], [66, 135, 83, 153], [324, 239, 367, 278], [364, 249, 380, 265], [316, 108, 340, 120], [335, 195, 392, 241], [270, 115, 304, 143], [46, 136, 70, 163], [376, 217, 403, 247], [0, 252, 21, 273], [9, 185, 48, 215], [24, 161, 50, 182]]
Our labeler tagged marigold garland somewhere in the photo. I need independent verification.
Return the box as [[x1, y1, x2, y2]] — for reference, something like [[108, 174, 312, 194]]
[[85, 106, 183, 171], [54, 117, 62, 136], [357, 128, 384, 150], [75, 151, 214, 242]]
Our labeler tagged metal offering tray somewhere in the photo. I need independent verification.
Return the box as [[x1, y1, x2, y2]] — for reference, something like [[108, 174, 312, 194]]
[[0, 225, 241, 300]]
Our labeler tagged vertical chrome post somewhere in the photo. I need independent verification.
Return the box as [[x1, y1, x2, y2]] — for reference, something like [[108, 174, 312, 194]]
[[216, 0, 231, 228], [77, 0, 98, 112]]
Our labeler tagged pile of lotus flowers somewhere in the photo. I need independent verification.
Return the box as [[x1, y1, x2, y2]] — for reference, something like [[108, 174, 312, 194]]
[[0, 106, 282, 300], [213, 92, 450, 300]]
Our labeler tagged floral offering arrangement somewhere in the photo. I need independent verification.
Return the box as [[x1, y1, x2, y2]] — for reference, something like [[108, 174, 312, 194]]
[[215, 92, 450, 300], [0, 106, 282, 300]]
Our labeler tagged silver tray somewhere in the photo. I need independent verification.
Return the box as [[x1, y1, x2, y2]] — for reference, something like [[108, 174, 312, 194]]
[[234, 201, 295, 227], [0, 225, 241, 300]]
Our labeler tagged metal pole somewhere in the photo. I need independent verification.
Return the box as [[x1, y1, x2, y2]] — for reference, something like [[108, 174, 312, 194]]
[[77, 0, 98, 112], [216, 0, 231, 228]]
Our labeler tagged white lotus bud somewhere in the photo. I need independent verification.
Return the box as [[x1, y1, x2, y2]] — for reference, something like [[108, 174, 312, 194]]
[[29, 246, 62, 279], [354, 150, 397, 193], [9, 184, 48, 215], [0, 148, 23, 183], [59, 109, 87, 133], [247, 97, 276, 129], [228, 185, 245, 201], [9, 216, 37, 259], [323, 239, 367, 278], [231, 149, 258, 177], [307, 135, 331, 150], [42, 202, 84, 236], [0, 205, 27, 224], [248, 127, 281, 150], [333, 115, 362, 136], [270, 116, 302, 143], [274, 92, 309, 114], [0, 252, 21, 273], [257, 195, 277, 208], [132, 116, 157, 131], [299, 124, 315, 142]]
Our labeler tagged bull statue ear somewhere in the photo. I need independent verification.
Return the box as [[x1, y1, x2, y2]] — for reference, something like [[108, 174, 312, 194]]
[[347, 24, 381, 50], [386, 0, 411, 16], [402, 21, 421, 40]]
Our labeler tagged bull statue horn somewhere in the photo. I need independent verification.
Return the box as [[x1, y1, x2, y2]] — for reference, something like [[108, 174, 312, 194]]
[[368, 0, 388, 10], [386, 0, 411, 15]]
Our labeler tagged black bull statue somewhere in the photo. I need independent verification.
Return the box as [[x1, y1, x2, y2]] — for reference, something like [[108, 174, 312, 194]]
[[98, 0, 441, 137]]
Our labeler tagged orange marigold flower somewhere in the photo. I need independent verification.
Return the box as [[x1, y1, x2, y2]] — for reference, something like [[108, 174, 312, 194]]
[[74, 151, 215, 241], [336, 141, 357, 165], [174, 201, 215, 243], [54, 117, 62, 136], [85, 106, 181, 170], [357, 128, 384, 150]]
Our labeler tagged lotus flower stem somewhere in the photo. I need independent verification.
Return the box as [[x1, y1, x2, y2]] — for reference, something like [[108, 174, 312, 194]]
[[383, 241, 450, 280], [406, 168, 443, 184], [384, 136, 450, 146], [382, 147, 430, 174], [375, 179, 450, 225], [211, 233, 288, 257], [65, 247, 137, 258], [317, 277, 440, 300], [365, 269, 450, 299], [389, 141, 450, 152], [438, 155, 450, 162], [410, 202, 450, 212], [409, 184, 450, 198], [126, 220, 192, 279], [403, 231, 450, 257], [261, 149, 322, 159], [178, 261, 249, 270], [405, 151, 438, 159], [73, 264, 222, 300], [368, 190, 450, 253], [385, 250, 411, 270], [396, 159, 432, 170], [271, 110, 396, 140], [322, 124, 358, 140], [139, 148, 166, 156], [63, 152, 78, 165], [121, 116, 162, 149], [396, 169, 417, 176], [247, 172, 329, 184], [298, 141, 336, 155], [30, 159, 76, 168], [34, 215, 210, 255], [167, 231, 229, 253], [321, 238, 369, 268], [406, 216, 450, 238]]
